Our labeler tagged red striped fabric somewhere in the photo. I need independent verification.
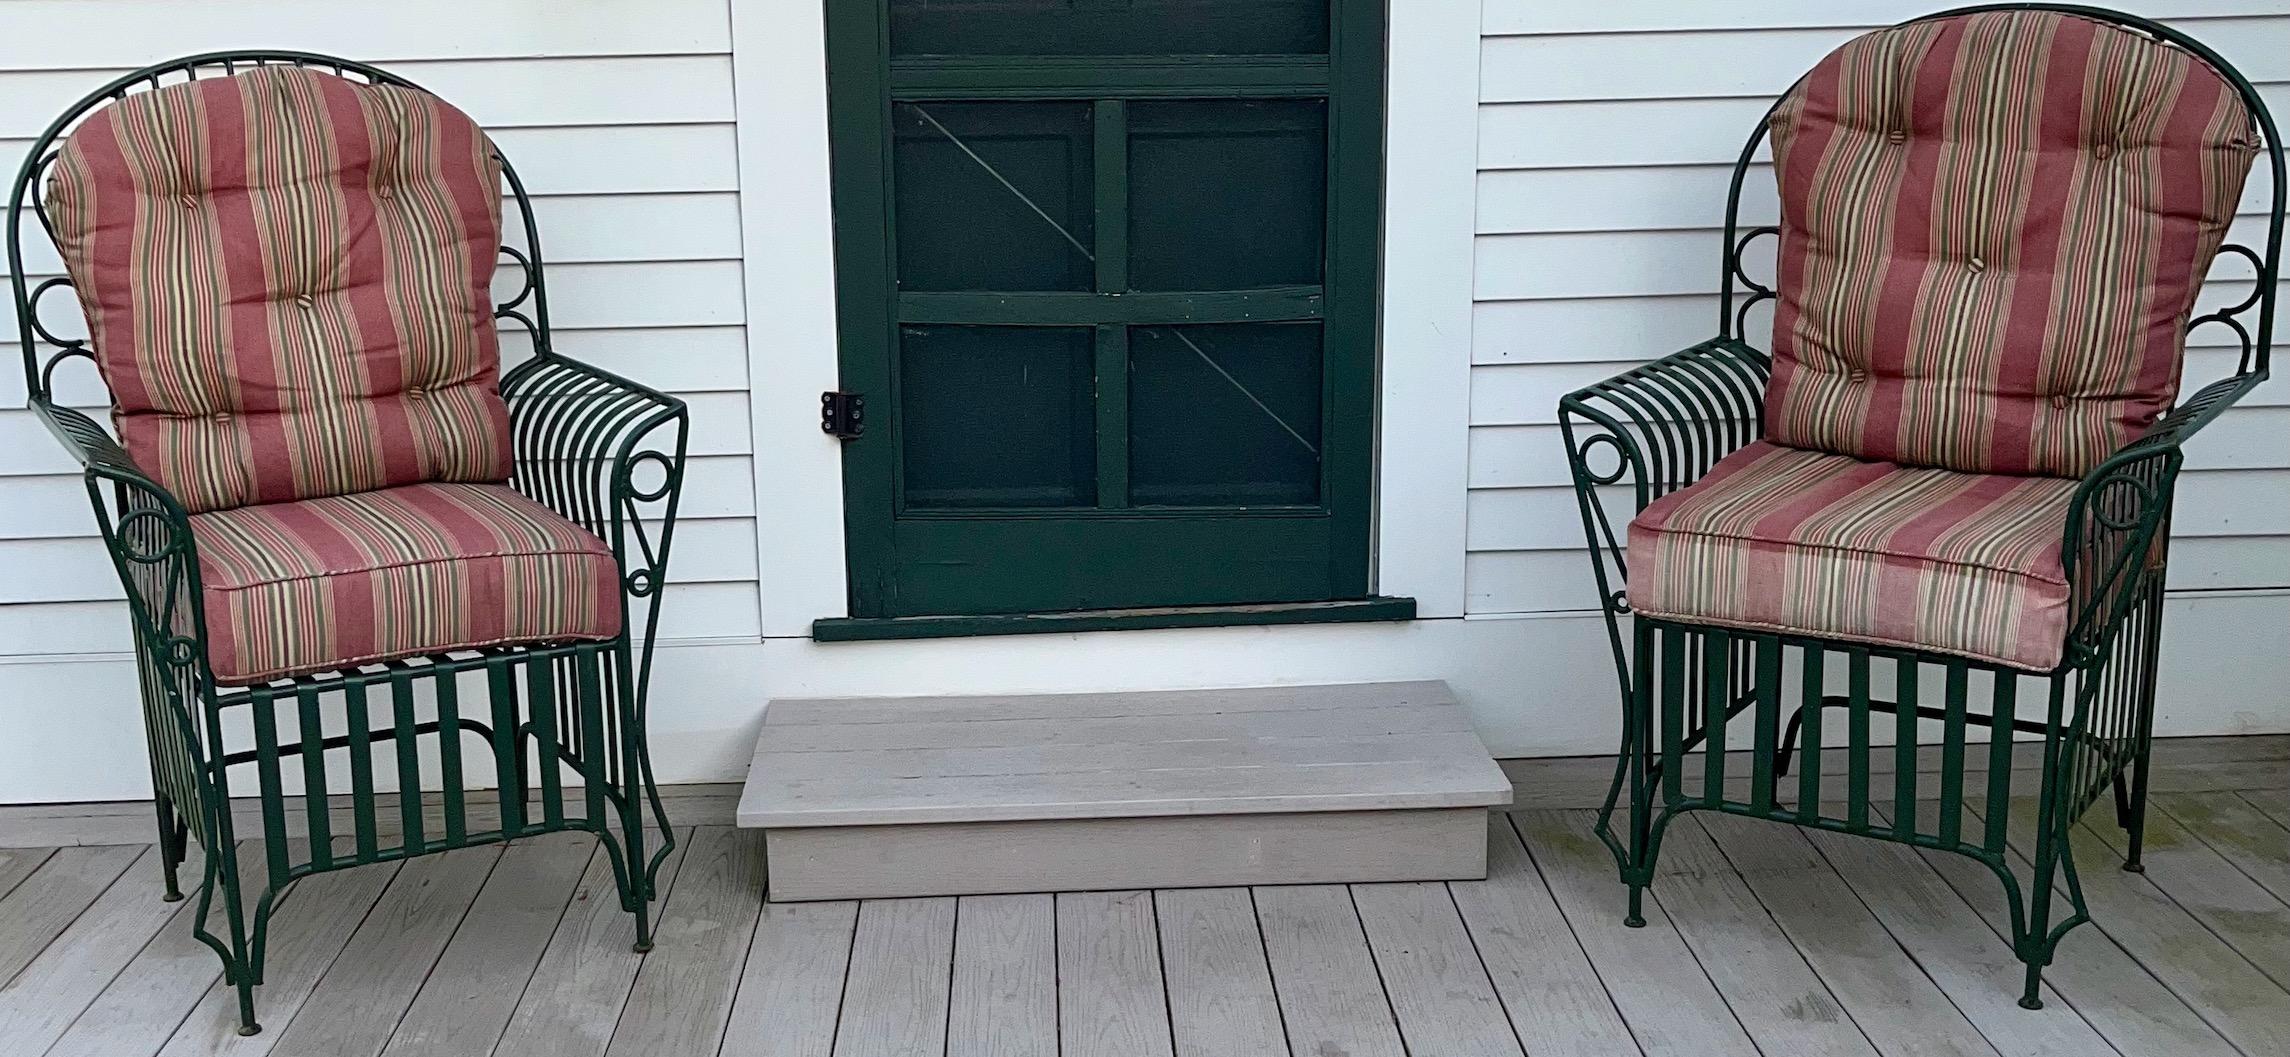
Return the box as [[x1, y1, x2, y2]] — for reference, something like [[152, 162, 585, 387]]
[[191, 482, 621, 685], [1764, 10, 2257, 478], [1627, 442, 2078, 671], [46, 65, 512, 513]]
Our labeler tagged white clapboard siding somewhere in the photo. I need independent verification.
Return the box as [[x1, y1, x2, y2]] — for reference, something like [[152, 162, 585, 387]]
[[1467, 8, 2290, 614], [0, 1, 758, 652]]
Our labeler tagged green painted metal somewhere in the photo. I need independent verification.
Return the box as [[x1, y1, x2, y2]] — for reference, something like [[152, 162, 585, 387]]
[[823, 0, 1385, 627], [1558, 3, 2281, 1011], [7, 51, 688, 1036], [811, 594, 1416, 642]]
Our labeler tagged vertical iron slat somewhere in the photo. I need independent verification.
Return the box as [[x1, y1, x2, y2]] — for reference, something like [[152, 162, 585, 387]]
[[250, 689, 291, 886], [1985, 675, 2018, 853], [1798, 645, 1825, 821], [437, 675, 466, 846], [1939, 663, 1969, 845], [1751, 636, 1782, 812], [528, 656, 564, 828], [1847, 649, 1871, 828], [1894, 661, 1918, 839], [296, 686, 332, 869], [1703, 631, 1732, 803], [578, 649, 609, 827], [1659, 628, 1686, 803], [489, 660, 526, 836], [343, 678, 378, 860], [391, 674, 425, 855]]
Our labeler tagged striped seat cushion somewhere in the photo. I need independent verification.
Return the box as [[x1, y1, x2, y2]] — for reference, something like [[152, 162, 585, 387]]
[[1626, 442, 2078, 671], [190, 483, 621, 685], [47, 65, 512, 513], [1765, 10, 2257, 477]]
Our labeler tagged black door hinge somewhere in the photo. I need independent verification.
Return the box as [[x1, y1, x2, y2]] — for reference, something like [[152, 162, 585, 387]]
[[821, 391, 865, 439]]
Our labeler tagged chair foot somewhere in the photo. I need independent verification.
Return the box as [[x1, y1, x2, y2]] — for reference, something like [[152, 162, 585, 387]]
[[236, 1023, 263, 1037], [2122, 859, 2145, 874], [162, 890, 185, 903], [1624, 885, 1647, 928], [2019, 963, 2045, 1010], [632, 939, 654, 954]]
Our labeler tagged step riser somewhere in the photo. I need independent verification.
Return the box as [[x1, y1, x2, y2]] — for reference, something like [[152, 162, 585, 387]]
[[765, 807, 1492, 901]]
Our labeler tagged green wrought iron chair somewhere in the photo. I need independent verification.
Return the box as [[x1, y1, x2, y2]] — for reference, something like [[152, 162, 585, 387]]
[[1560, 4, 2279, 1007], [7, 53, 687, 1034]]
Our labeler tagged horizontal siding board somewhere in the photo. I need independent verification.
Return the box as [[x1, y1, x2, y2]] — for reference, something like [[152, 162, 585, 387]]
[[1482, 1, 2290, 34], [1480, 22, 2290, 102], [0, 55, 733, 139], [0, 0, 731, 68]]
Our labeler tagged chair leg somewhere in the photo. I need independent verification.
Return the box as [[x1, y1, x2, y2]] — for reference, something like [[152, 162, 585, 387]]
[[1596, 627, 1661, 929], [154, 795, 185, 902]]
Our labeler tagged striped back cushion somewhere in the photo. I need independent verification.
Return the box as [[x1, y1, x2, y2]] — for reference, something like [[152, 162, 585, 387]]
[[1764, 10, 2257, 477], [46, 65, 512, 513]]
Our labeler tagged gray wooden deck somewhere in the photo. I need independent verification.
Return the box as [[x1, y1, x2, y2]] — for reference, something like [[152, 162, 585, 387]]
[[0, 737, 2284, 1057]]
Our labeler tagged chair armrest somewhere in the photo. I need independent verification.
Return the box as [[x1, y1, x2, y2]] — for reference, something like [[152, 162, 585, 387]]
[[2060, 370, 2268, 661], [30, 398, 217, 683], [501, 352, 691, 603], [1557, 338, 1772, 613]]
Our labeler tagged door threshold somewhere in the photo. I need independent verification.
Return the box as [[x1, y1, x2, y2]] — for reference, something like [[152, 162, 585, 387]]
[[811, 596, 1416, 642]]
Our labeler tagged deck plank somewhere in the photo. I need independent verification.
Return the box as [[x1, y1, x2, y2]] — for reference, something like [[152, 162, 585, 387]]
[[2076, 805, 2290, 992], [2154, 792, 2290, 907], [1508, 811, 1758, 1057], [0, 845, 143, 986], [832, 897, 955, 1057], [0, 847, 55, 903], [492, 827, 695, 1057], [1697, 814, 2001, 1057], [1446, 815, 1640, 1057], [374, 835, 595, 1057], [719, 900, 859, 1057], [1252, 884, 1405, 1057], [1641, 816, 1879, 1056], [1153, 889, 1286, 1057], [604, 826, 766, 1057], [1803, 827, 2123, 1057], [155, 858, 402, 1057], [1352, 880, 1526, 1057], [43, 842, 268, 1057], [946, 894, 1054, 1057], [0, 845, 188, 1057], [265, 845, 505, 1057], [1991, 797, 2290, 1057], [1057, 891, 1175, 1057]]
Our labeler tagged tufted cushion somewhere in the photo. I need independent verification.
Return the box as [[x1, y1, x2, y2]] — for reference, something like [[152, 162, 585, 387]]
[[46, 65, 513, 513], [1627, 442, 2081, 671], [189, 482, 621, 684], [1765, 10, 2257, 478]]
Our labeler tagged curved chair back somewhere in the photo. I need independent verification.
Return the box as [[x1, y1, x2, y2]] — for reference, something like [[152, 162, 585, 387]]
[[1717, 3, 2283, 416]]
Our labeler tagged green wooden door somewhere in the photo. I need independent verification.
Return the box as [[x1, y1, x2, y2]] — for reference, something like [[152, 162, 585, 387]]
[[824, 0, 1385, 624]]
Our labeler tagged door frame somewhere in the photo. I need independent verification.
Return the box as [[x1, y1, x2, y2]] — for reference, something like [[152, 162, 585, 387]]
[[730, 0, 1478, 638]]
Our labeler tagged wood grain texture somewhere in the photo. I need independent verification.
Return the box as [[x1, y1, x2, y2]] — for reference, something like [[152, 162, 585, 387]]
[[493, 827, 695, 1057], [763, 808, 1490, 900], [1697, 814, 2000, 1057], [376, 835, 596, 1057], [0, 845, 185, 1057], [1351, 880, 1526, 1057], [947, 894, 1055, 1057], [267, 846, 505, 1057], [1252, 885, 1405, 1057], [1509, 811, 1758, 1057], [1056, 891, 1175, 1057], [720, 900, 860, 1057], [0, 846, 52, 901], [605, 827, 766, 1057], [1803, 826, 2122, 1057], [1152, 889, 1287, 1057], [1987, 797, 2290, 1057], [2156, 791, 2290, 904], [741, 682, 1509, 828], [0, 844, 141, 986], [2080, 805, 2290, 991], [833, 897, 955, 1057], [1446, 815, 1640, 1057]]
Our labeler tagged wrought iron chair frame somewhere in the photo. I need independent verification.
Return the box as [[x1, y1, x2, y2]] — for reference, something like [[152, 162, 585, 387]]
[[1558, 3, 2282, 1009], [6, 51, 690, 1035]]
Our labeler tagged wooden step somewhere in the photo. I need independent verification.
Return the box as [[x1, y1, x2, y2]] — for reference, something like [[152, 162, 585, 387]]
[[737, 681, 1513, 900]]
